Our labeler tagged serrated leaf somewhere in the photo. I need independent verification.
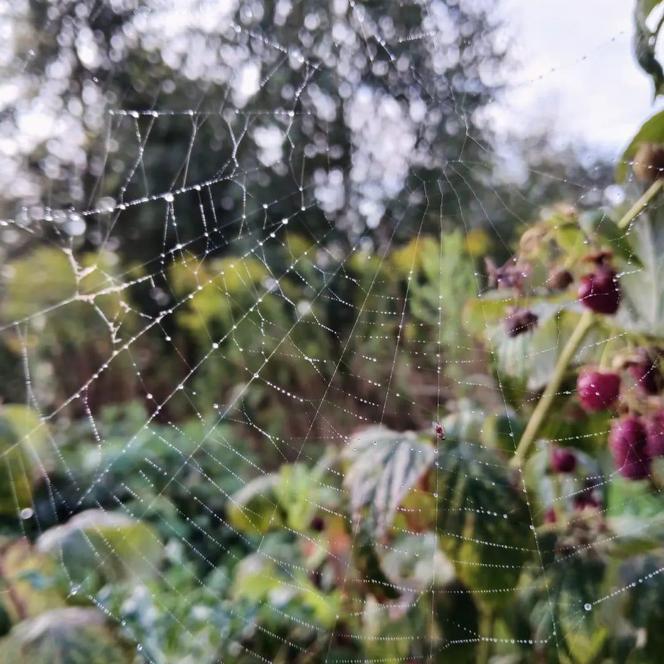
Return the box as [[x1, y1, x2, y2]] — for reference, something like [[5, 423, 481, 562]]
[[435, 438, 531, 608], [0, 608, 134, 663], [36, 509, 162, 586], [490, 305, 589, 392], [343, 426, 435, 538], [523, 534, 610, 663]]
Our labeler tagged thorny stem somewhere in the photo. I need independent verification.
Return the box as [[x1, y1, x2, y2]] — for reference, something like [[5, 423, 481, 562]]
[[511, 311, 594, 468], [617, 178, 663, 230]]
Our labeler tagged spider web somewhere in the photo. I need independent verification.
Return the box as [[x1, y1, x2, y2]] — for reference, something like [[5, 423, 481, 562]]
[[0, 1, 656, 662]]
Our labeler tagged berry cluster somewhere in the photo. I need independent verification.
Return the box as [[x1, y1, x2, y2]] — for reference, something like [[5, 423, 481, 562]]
[[571, 351, 664, 480], [578, 251, 621, 315], [491, 251, 623, 339], [609, 409, 664, 480]]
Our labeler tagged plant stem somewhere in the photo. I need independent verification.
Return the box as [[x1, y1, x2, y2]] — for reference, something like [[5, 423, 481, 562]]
[[617, 179, 663, 230], [511, 311, 594, 468], [477, 607, 495, 664]]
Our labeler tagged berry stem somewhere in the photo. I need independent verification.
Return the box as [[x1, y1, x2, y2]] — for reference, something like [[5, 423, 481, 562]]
[[511, 311, 594, 467], [598, 331, 612, 370], [617, 179, 663, 230]]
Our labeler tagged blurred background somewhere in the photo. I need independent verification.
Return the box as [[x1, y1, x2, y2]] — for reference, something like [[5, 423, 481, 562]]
[[0, 0, 646, 416], [1, 1, 664, 662]]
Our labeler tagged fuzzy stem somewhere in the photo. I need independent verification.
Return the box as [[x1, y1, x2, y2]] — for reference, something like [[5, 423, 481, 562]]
[[511, 311, 594, 468], [598, 326, 613, 371], [617, 179, 663, 230]]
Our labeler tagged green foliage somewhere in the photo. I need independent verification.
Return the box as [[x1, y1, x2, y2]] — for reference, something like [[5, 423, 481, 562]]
[[0, 607, 135, 663], [435, 436, 530, 609], [0, 405, 49, 515], [36, 510, 162, 589], [615, 203, 664, 335]]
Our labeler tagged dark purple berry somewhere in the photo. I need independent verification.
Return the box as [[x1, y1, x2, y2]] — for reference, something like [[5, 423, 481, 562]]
[[645, 411, 664, 458], [550, 447, 577, 473], [572, 491, 601, 511], [546, 268, 574, 290], [310, 516, 325, 532], [578, 267, 621, 314], [573, 478, 601, 511], [504, 307, 538, 337], [609, 416, 651, 480], [627, 349, 663, 395], [576, 369, 621, 412]]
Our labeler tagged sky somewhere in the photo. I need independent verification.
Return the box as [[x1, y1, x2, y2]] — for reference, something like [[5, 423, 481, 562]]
[[495, 0, 664, 156]]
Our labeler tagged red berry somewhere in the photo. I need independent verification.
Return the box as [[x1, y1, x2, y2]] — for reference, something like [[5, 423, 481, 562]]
[[609, 416, 651, 480], [627, 349, 663, 395], [645, 411, 664, 458], [577, 267, 621, 314], [544, 507, 557, 523], [504, 307, 538, 337], [550, 447, 577, 473], [576, 369, 621, 412]]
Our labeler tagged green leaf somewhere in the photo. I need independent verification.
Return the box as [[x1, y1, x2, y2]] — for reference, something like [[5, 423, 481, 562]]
[[482, 411, 524, 454], [36, 510, 162, 586], [352, 523, 400, 601], [607, 516, 664, 558], [441, 402, 485, 443], [0, 539, 65, 622], [379, 533, 455, 590], [633, 0, 664, 100], [274, 463, 326, 531], [617, 110, 664, 181], [227, 474, 281, 536], [489, 305, 589, 392], [343, 426, 435, 538], [579, 211, 642, 265], [0, 607, 134, 663], [615, 553, 664, 661], [522, 530, 610, 663], [614, 203, 664, 335], [607, 475, 664, 518], [0, 406, 49, 515], [436, 438, 531, 608], [231, 553, 341, 628]]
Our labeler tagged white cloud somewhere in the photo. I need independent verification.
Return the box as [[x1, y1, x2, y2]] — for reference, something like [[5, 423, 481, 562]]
[[491, 0, 664, 155]]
